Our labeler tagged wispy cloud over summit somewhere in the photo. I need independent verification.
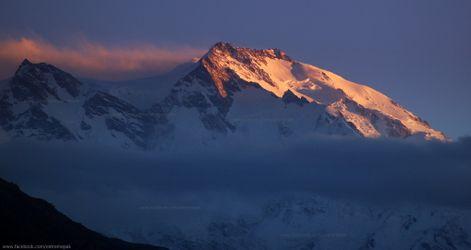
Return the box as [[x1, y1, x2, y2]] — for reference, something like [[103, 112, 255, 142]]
[[0, 37, 205, 80]]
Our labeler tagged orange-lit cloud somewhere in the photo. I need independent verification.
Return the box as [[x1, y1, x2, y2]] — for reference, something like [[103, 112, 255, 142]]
[[0, 38, 205, 80]]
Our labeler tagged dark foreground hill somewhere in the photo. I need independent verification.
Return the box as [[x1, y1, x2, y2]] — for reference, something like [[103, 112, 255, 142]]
[[0, 177, 167, 250]]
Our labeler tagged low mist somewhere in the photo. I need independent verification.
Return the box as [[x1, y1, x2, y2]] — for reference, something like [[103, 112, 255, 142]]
[[1, 136, 470, 234]]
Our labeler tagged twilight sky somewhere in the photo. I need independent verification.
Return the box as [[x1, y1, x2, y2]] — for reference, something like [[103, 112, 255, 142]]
[[0, 0, 470, 138]]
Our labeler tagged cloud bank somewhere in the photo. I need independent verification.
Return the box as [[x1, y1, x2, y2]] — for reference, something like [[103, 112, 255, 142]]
[[0, 137, 471, 244], [1, 137, 471, 208], [0, 37, 205, 80]]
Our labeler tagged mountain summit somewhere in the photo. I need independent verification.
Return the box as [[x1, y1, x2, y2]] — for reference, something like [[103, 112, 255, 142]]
[[0, 44, 446, 148], [161, 42, 446, 142]]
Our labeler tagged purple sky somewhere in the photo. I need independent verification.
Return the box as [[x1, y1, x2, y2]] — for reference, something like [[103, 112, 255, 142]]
[[0, 0, 470, 138]]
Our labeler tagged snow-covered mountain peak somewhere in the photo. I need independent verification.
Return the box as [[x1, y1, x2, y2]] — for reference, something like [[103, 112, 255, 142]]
[[199, 42, 297, 99], [207, 42, 291, 61], [11, 58, 84, 102], [194, 43, 446, 141], [18, 58, 33, 67], [0, 45, 447, 146]]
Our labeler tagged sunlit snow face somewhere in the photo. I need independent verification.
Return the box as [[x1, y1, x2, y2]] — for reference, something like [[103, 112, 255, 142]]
[[293, 79, 321, 91], [200, 44, 445, 140]]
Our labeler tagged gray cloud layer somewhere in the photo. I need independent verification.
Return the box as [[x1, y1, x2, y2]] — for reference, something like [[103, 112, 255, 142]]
[[1, 137, 470, 208], [1, 137, 470, 235]]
